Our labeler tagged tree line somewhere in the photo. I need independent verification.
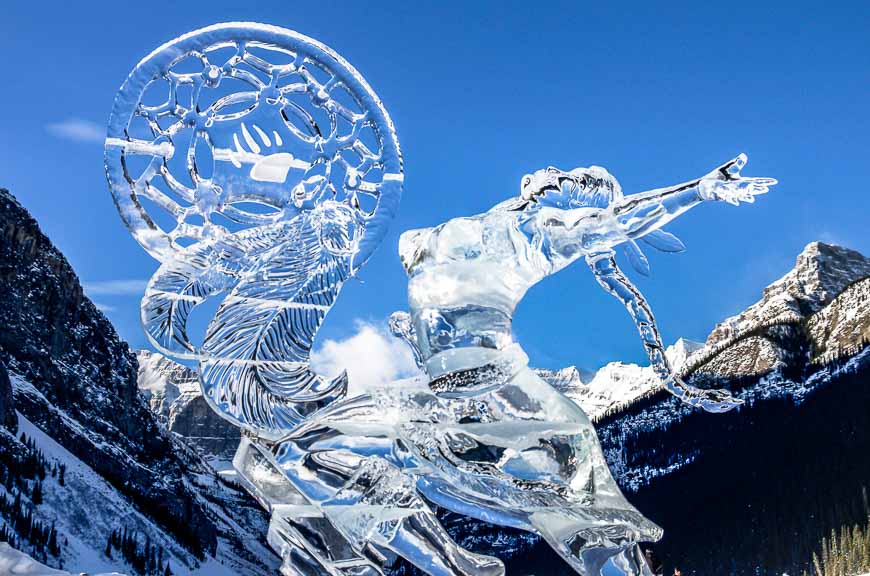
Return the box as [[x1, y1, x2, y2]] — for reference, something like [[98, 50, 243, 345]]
[[0, 432, 65, 564], [105, 526, 173, 576], [805, 516, 870, 576]]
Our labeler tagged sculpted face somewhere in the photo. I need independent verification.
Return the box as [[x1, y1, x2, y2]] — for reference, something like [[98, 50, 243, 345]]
[[520, 165, 622, 210]]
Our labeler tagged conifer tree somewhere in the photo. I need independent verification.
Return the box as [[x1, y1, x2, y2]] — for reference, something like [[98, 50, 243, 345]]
[[49, 522, 58, 556], [31, 480, 42, 505]]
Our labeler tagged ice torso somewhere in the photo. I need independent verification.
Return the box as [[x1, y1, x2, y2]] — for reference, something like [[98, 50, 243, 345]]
[[377, 204, 656, 525], [402, 207, 568, 365]]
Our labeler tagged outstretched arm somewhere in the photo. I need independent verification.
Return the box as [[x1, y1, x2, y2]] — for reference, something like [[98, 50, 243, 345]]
[[611, 153, 775, 240], [530, 154, 775, 264], [586, 251, 742, 413]]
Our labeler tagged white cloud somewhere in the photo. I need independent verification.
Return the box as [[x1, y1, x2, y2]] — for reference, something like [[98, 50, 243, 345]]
[[93, 302, 116, 313], [311, 320, 423, 397], [46, 118, 104, 143], [82, 279, 148, 297]]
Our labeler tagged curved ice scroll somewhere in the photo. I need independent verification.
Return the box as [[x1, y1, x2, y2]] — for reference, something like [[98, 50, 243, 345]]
[[105, 23, 402, 436]]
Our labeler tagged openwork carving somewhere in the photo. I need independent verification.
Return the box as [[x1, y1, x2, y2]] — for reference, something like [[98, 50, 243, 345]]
[[105, 23, 402, 436]]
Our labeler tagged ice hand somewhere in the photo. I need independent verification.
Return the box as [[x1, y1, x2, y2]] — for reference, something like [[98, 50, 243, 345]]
[[670, 378, 743, 413], [699, 153, 777, 206]]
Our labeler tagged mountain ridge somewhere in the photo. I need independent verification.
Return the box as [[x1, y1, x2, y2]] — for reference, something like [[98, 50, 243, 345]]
[[0, 187, 278, 575]]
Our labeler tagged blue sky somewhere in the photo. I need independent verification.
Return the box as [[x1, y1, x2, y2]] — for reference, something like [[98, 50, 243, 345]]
[[1, 0, 868, 373]]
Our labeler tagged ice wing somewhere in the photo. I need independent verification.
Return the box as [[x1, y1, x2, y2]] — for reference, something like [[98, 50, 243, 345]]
[[141, 244, 239, 359], [199, 213, 352, 437]]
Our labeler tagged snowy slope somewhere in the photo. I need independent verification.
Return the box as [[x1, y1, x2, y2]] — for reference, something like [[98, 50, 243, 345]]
[[7, 409, 276, 576], [538, 339, 703, 420], [0, 541, 124, 576]]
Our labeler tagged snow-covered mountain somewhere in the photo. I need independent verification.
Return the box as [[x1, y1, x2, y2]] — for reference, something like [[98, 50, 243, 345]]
[[0, 188, 278, 575], [595, 242, 870, 485], [540, 243, 870, 422], [137, 350, 191, 420], [586, 242, 870, 575], [537, 338, 703, 420], [137, 351, 239, 466], [680, 242, 870, 380], [706, 242, 870, 347]]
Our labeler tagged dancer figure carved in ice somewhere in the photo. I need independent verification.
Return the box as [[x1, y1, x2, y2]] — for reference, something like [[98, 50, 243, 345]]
[[105, 22, 775, 576], [400, 153, 773, 413], [268, 154, 772, 576]]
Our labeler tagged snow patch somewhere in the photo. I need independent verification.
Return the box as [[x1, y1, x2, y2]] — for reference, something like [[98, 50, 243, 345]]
[[542, 339, 703, 420], [0, 542, 125, 575]]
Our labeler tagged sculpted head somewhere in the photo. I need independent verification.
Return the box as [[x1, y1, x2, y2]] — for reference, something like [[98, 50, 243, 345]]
[[519, 165, 622, 210]]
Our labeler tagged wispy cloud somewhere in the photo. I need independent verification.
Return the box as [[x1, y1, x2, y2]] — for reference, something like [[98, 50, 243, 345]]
[[311, 320, 423, 397], [46, 118, 104, 143], [93, 302, 116, 313], [82, 279, 147, 297], [816, 230, 850, 250]]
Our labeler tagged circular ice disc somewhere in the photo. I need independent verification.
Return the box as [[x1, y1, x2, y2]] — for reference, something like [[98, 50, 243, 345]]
[[105, 22, 403, 269]]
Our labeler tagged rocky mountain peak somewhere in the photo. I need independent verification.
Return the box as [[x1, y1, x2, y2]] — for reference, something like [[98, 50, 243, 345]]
[[779, 242, 870, 308], [707, 242, 870, 347], [137, 350, 196, 420], [666, 338, 704, 369], [536, 366, 584, 393]]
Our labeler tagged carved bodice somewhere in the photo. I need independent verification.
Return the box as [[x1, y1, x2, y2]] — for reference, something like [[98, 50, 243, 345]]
[[400, 209, 548, 371]]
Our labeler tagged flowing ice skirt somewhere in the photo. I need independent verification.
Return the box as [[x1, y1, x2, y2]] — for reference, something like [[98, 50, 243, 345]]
[[267, 346, 661, 574]]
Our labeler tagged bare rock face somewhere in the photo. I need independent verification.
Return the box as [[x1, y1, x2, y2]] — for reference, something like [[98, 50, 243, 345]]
[[692, 335, 782, 379], [169, 393, 241, 460], [0, 361, 16, 432], [137, 350, 241, 462], [807, 277, 870, 363]]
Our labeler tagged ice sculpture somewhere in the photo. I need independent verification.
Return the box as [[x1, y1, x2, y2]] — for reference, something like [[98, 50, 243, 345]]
[[105, 22, 775, 576]]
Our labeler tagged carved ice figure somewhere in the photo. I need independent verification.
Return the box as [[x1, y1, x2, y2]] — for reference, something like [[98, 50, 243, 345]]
[[402, 156, 773, 413], [105, 22, 775, 576]]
